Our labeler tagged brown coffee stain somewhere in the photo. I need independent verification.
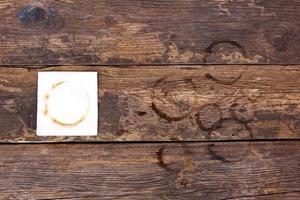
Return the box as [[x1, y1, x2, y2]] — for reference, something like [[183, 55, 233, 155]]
[[149, 77, 195, 123], [207, 144, 228, 162], [151, 102, 188, 123], [204, 72, 243, 85], [50, 114, 87, 128], [156, 147, 170, 171], [51, 81, 65, 89], [195, 103, 223, 131], [43, 81, 90, 128]]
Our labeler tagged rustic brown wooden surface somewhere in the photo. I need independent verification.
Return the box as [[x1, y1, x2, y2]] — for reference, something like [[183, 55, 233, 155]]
[[0, 0, 299, 199], [0, 0, 298, 65], [1, 65, 300, 142], [0, 141, 300, 199]]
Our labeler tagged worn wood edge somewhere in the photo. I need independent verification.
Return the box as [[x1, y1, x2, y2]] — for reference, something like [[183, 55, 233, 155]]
[[0, 141, 300, 199], [1, 65, 300, 142]]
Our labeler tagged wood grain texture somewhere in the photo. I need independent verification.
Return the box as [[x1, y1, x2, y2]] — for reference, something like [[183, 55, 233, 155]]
[[1, 65, 300, 142], [0, 0, 298, 65], [0, 141, 300, 199]]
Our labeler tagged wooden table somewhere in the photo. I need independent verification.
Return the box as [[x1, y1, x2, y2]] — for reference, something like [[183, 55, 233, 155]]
[[0, 0, 299, 199]]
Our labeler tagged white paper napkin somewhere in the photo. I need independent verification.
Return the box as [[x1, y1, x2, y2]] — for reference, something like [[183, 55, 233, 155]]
[[36, 72, 98, 136]]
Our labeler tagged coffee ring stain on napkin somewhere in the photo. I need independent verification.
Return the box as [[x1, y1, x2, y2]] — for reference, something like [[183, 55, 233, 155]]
[[43, 81, 90, 127]]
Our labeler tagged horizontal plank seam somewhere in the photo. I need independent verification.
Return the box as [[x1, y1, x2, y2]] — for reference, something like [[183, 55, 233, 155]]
[[0, 63, 300, 69], [221, 190, 300, 200], [2, 138, 300, 145]]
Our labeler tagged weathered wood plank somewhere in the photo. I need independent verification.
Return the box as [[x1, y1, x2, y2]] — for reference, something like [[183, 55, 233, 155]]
[[0, 141, 300, 199], [0, 0, 298, 65], [1, 65, 300, 142]]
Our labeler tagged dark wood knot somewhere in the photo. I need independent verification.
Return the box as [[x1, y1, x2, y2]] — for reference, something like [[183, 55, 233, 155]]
[[17, 6, 64, 31], [18, 6, 48, 24]]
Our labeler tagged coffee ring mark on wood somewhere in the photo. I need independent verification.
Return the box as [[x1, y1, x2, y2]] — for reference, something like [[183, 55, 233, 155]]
[[150, 78, 197, 122], [204, 72, 243, 85], [203, 40, 247, 63], [231, 98, 255, 123], [195, 103, 223, 131], [230, 97, 256, 138]]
